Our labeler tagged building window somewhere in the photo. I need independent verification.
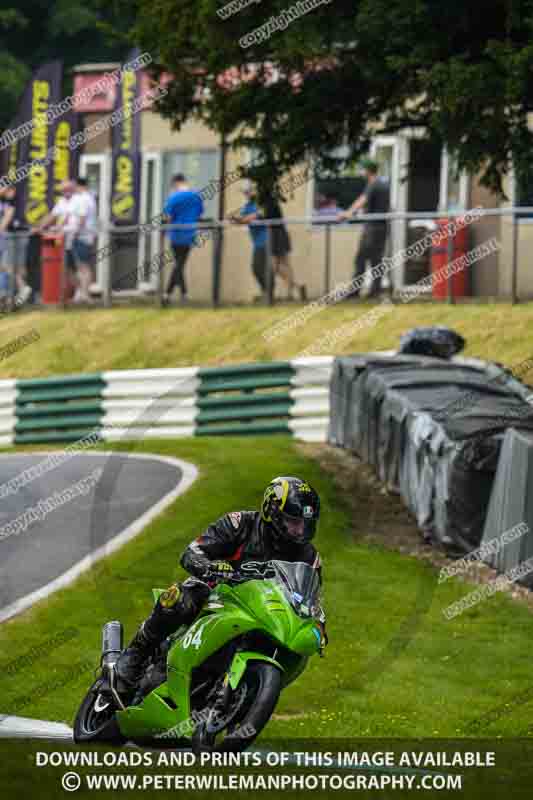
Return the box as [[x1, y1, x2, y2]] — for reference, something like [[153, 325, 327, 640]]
[[515, 166, 533, 220], [161, 150, 220, 217], [439, 148, 469, 212], [312, 145, 366, 219], [372, 143, 395, 183]]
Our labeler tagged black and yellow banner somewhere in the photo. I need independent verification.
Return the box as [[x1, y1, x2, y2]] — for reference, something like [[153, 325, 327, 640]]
[[16, 61, 63, 226], [0, 63, 87, 225], [51, 108, 83, 206], [110, 48, 142, 225]]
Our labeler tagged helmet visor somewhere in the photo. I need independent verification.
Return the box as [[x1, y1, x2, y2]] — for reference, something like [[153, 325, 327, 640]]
[[279, 511, 317, 542]]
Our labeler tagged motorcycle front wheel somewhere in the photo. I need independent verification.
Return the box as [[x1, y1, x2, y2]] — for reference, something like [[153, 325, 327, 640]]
[[73, 678, 126, 744], [193, 661, 282, 753]]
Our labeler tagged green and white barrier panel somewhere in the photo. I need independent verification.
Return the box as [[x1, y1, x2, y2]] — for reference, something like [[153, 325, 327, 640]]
[[0, 379, 17, 448], [0, 357, 333, 446]]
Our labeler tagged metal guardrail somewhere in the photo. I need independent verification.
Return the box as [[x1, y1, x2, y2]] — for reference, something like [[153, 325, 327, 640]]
[[99, 206, 531, 307], [0, 359, 333, 445], [2, 206, 531, 310], [104, 206, 533, 231]]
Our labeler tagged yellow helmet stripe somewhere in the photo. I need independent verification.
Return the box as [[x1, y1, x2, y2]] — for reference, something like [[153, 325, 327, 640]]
[[279, 478, 289, 511]]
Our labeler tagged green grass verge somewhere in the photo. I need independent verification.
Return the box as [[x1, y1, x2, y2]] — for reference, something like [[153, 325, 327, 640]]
[[1, 302, 533, 378], [1, 436, 532, 739]]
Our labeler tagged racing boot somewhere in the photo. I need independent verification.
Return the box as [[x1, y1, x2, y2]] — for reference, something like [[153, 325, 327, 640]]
[[115, 622, 159, 692]]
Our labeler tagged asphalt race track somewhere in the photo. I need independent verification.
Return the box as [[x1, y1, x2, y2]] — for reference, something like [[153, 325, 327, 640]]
[[0, 452, 197, 623]]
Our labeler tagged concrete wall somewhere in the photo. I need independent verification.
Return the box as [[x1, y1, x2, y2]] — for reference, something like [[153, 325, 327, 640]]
[[498, 172, 533, 299], [141, 113, 219, 151], [136, 116, 363, 303], [469, 176, 501, 297]]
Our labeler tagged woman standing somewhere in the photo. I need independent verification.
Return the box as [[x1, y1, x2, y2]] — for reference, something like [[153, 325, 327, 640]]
[[263, 197, 306, 302]]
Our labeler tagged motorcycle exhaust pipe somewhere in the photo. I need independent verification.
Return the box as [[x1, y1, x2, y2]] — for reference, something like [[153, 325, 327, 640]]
[[101, 621, 126, 711], [102, 621, 123, 668]]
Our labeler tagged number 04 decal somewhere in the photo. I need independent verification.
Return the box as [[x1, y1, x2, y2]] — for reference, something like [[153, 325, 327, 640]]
[[182, 622, 207, 650]]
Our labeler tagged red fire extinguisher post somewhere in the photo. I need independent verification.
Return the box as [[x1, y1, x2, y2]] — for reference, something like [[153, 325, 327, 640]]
[[430, 217, 470, 303], [40, 233, 66, 307]]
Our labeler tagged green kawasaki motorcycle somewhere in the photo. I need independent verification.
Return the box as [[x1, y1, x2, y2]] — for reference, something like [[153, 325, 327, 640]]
[[74, 560, 326, 752]]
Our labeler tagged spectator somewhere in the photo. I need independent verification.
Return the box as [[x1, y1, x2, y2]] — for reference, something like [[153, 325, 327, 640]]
[[262, 196, 306, 302], [70, 177, 98, 303], [338, 159, 390, 297], [25, 231, 42, 304], [229, 183, 269, 301], [0, 184, 31, 309], [0, 187, 12, 310], [37, 180, 78, 301], [162, 173, 204, 306]]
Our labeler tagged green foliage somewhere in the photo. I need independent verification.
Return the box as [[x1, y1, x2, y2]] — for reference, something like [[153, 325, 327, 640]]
[[0, 53, 30, 130], [0, 0, 132, 130], [112, 0, 533, 197], [0, 8, 27, 30]]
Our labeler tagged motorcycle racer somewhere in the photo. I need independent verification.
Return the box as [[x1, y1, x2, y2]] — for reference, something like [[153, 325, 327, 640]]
[[116, 476, 325, 692]]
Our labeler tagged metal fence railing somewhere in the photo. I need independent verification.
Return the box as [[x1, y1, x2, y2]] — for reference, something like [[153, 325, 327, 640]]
[[2, 207, 533, 311]]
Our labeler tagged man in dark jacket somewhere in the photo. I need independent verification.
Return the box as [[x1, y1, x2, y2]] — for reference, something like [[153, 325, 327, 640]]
[[339, 159, 390, 297], [116, 476, 325, 691]]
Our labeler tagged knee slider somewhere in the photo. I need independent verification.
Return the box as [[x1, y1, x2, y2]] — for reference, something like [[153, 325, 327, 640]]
[[157, 582, 205, 625], [158, 583, 182, 610]]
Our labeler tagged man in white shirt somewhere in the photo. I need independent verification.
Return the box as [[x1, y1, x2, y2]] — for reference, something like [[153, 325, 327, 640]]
[[70, 177, 98, 302]]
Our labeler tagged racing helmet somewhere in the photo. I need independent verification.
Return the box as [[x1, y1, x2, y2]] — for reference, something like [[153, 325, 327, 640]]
[[261, 476, 320, 545]]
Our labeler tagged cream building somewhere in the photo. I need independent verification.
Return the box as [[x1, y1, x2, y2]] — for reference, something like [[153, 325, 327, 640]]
[[73, 63, 527, 304]]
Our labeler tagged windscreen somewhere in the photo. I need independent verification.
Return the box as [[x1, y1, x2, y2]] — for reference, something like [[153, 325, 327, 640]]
[[270, 560, 321, 618]]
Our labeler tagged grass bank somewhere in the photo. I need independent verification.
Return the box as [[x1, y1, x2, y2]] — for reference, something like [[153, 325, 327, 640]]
[[1, 436, 532, 739], [0, 301, 531, 378]]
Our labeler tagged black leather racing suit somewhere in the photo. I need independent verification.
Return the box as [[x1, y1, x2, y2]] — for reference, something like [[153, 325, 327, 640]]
[[141, 510, 324, 644]]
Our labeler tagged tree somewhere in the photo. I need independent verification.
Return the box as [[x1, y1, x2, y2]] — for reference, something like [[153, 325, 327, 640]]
[[114, 0, 533, 197], [355, 0, 533, 197], [0, 0, 132, 130], [0, 8, 30, 129]]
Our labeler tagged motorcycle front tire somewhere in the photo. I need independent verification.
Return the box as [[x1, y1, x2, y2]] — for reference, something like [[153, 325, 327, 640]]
[[215, 661, 282, 752], [73, 678, 126, 744]]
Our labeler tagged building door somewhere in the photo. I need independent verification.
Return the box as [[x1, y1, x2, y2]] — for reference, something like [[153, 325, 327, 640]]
[[79, 154, 110, 292], [407, 138, 442, 212], [371, 136, 406, 290], [370, 136, 469, 290], [402, 137, 443, 286]]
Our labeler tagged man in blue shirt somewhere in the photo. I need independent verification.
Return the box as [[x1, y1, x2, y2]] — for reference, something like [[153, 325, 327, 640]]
[[162, 174, 204, 305], [229, 184, 270, 299]]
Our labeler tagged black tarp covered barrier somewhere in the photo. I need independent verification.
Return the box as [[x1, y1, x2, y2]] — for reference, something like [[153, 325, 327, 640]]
[[480, 427, 533, 587], [329, 353, 533, 557]]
